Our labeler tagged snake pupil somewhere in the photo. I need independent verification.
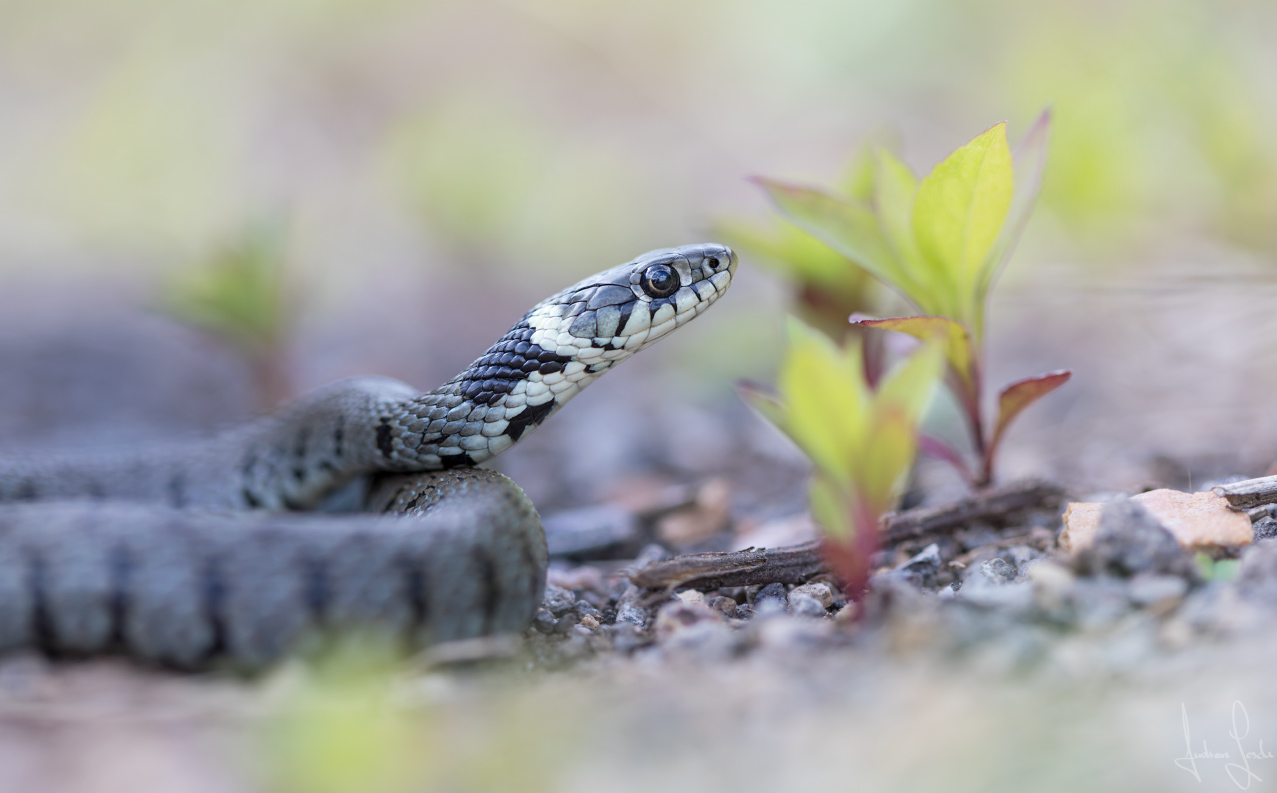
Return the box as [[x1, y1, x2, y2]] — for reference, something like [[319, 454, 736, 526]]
[[640, 264, 680, 298]]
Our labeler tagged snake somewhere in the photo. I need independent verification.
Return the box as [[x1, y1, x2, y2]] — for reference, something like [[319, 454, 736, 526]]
[[0, 243, 736, 669]]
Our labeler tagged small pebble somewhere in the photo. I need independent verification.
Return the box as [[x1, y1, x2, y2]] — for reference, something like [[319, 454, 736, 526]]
[[980, 557, 1017, 584], [1126, 574, 1189, 612], [707, 595, 739, 615], [677, 590, 706, 607], [542, 584, 578, 617], [533, 609, 557, 634], [790, 582, 835, 609], [754, 582, 788, 615], [1254, 516, 1277, 542], [790, 593, 827, 619]]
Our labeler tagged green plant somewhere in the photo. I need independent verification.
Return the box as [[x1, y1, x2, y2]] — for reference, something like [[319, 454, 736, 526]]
[[756, 115, 1068, 487], [715, 144, 885, 342], [164, 221, 294, 408], [740, 322, 944, 597]]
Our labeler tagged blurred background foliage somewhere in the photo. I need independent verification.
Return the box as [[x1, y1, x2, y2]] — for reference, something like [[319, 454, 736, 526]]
[[0, 0, 1273, 432], [1, 0, 1273, 279]]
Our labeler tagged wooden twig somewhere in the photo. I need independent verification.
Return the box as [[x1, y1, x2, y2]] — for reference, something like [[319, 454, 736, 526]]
[[628, 479, 1067, 591], [881, 479, 1066, 543], [627, 542, 825, 591], [1212, 475, 1277, 511]]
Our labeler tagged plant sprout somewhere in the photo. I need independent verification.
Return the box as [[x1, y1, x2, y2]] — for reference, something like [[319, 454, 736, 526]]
[[740, 322, 945, 597], [164, 221, 294, 408], [756, 115, 1068, 487]]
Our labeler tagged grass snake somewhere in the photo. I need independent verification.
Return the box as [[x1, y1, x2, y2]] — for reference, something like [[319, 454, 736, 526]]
[[0, 243, 736, 669]]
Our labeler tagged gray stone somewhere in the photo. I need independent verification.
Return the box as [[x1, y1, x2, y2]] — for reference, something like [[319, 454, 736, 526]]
[[1126, 574, 1189, 610], [790, 592, 828, 618], [1072, 499, 1198, 580], [790, 582, 835, 609], [1070, 577, 1134, 630], [532, 608, 557, 634], [753, 582, 788, 615], [980, 557, 1017, 584], [543, 504, 641, 559], [542, 584, 577, 617], [615, 602, 649, 628], [1254, 516, 1277, 542], [893, 543, 942, 589]]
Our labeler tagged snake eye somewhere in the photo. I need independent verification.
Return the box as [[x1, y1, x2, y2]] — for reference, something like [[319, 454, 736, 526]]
[[640, 263, 680, 299]]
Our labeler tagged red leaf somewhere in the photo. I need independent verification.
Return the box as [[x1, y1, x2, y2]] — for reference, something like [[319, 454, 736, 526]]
[[986, 370, 1071, 474]]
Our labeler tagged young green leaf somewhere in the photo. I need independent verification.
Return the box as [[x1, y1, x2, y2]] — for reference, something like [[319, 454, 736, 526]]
[[713, 217, 853, 291], [776, 322, 869, 481], [755, 179, 920, 301], [912, 122, 1014, 332], [871, 151, 925, 283]]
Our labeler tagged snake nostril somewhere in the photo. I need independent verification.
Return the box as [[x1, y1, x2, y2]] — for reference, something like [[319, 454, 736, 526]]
[[705, 256, 720, 271]]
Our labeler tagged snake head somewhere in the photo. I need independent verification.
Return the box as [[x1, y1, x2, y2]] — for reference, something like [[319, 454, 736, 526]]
[[552, 242, 738, 350], [406, 244, 737, 468]]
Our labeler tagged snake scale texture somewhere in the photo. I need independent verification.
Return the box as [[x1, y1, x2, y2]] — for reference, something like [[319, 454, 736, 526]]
[[0, 244, 736, 669]]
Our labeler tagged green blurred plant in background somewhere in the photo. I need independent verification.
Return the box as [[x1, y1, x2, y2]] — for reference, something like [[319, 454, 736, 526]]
[[756, 117, 1068, 487], [163, 222, 295, 409]]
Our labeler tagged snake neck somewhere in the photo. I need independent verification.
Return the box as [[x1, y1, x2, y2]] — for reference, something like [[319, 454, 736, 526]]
[[240, 243, 735, 510], [374, 242, 736, 473], [376, 315, 627, 471]]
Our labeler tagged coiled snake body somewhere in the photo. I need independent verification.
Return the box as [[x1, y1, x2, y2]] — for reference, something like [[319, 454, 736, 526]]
[[0, 244, 736, 669]]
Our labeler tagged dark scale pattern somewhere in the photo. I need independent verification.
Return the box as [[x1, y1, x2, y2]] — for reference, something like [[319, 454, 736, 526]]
[[448, 321, 574, 407]]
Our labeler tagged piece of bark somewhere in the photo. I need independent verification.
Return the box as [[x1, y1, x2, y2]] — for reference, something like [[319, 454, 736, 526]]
[[627, 541, 826, 591], [629, 480, 1066, 591], [881, 479, 1066, 544], [1062, 490, 1252, 551], [1212, 475, 1277, 511]]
